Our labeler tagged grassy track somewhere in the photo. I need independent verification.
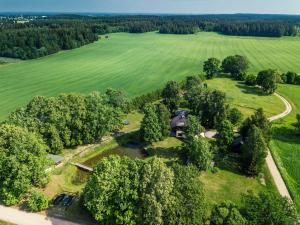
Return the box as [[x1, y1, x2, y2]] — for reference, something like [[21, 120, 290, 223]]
[[270, 84, 300, 211], [0, 32, 300, 120]]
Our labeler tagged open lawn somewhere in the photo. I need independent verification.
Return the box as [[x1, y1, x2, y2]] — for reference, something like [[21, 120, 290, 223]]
[[0, 32, 299, 120], [206, 77, 284, 118], [270, 84, 300, 211]]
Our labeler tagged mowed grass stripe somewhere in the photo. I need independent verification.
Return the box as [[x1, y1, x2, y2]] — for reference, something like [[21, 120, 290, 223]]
[[0, 32, 300, 120]]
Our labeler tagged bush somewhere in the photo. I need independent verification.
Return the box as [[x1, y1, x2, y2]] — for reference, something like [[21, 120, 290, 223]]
[[245, 74, 257, 86], [228, 108, 243, 126], [26, 191, 49, 212]]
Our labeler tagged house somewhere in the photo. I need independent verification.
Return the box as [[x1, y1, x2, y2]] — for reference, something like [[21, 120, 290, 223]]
[[171, 110, 188, 138]]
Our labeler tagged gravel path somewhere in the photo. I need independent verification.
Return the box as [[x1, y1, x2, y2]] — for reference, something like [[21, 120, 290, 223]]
[[266, 93, 292, 200], [0, 205, 82, 225]]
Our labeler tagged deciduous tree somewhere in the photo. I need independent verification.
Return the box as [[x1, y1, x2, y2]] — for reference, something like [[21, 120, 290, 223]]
[[203, 58, 221, 79], [162, 81, 181, 113], [256, 69, 278, 94], [210, 201, 247, 225], [221, 55, 249, 80], [0, 125, 49, 205], [183, 137, 213, 171], [242, 192, 299, 225]]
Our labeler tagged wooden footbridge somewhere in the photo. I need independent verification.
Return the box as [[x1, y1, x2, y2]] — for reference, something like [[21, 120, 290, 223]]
[[70, 162, 93, 172]]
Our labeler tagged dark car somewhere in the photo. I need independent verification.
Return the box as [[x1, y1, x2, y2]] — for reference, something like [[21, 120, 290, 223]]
[[63, 195, 74, 207], [53, 194, 66, 205]]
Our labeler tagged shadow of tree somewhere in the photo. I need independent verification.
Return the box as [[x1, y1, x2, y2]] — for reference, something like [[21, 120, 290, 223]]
[[272, 126, 300, 144], [235, 82, 266, 96], [214, 152, 245, 176]]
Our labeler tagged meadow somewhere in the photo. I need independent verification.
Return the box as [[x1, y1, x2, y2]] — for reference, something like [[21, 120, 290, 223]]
[[0, 32, 300, 120], [270, 84, 300, 210]]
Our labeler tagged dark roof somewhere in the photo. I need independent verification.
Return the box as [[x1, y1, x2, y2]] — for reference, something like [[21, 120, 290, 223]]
[[171, 114, 187, 129]]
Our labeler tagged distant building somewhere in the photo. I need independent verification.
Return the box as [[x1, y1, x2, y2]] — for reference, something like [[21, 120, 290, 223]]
[[171, 110, 188, 138]]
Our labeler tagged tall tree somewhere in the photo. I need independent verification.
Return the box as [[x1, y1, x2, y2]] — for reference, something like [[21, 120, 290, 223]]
[[227, 108, 243, 126], [240, 108, 271, 143], [162, 81, 181, 113], [217, 120, 234, 152], [285, 71, 297, 84], [221, 55, 249, 80], [83, 156, 142, 225], [139, 157, 174, 225], [203, 58, 221, 79], [256, 69, 278, 94], [156, 103, 171, 139], [187, 87, 227, 128], [185, 75, 203, 90], [183, 137, 213, 171], [242, 192, 299, 225], [210, 201, 247, 225], [167, 164, 206, 225], [242, 126, 268, 176], [140, 103, 162, 143], [0, 124, 49, 205], [105, 88, 130, 112], [183, 115, 204, 140]]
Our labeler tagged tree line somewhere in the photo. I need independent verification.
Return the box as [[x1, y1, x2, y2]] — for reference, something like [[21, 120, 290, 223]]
[[4, 90, 128, 154], [83, 155, 298, 225], [1, 14, 299, 59], [0, 27, 98, 59]]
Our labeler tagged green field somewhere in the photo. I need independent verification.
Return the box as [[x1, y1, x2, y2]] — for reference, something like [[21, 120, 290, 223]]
[[270, 84, 300, 211], [0, 32, 300, 120]]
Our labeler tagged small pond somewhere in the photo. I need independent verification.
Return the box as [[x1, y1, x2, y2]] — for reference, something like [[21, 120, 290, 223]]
[[72, 145, 146, 185]]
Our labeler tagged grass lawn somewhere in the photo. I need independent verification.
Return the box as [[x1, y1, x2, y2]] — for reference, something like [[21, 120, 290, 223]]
[[0, 32, 299, 120], [206, 77, 284, 118], [270, 84, 300, 211], [150, 138, 277, 206]]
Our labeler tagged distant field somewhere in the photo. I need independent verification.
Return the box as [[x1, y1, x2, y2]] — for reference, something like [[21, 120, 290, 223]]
[[0, 32, 300, 120], [270, 84, 300, 211]]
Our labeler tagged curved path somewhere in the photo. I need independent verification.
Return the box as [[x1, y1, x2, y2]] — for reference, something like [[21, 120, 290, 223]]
[[266, 93, 292, 200], [0, 93, 294, 225]]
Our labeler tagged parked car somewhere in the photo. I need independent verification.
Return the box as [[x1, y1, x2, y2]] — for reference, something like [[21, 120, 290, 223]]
[[63, 195, 74, 207], [53, 194, 65, 205]]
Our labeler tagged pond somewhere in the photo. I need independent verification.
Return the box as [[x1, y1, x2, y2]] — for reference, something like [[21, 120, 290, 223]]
[[72, 145, 146, 185]]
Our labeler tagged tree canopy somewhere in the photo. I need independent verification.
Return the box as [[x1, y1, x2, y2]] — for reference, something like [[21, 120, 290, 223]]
[[6, 92, 124, 154], [203, 58, 221, 79], [162, 81, 181, 113], [256, 69, 278, 94], [0, 124, 49, 205], [222, 55, 249, 80], [242, 126, 268, 176], [183, 137, 213, 171], [242, 192, 299, 225]]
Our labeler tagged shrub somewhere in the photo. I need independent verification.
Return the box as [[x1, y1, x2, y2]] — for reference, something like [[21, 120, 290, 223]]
[[245, 74, 257, 86], [26, 191, 49, 212]]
